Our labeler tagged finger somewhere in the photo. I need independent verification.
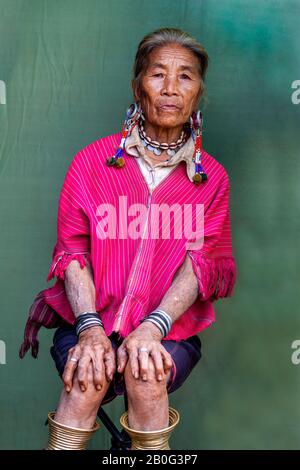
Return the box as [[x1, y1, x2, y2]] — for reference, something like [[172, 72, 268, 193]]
[[117, 345, 128, 374], [150, 350, 165, 381], [62, 347, 79, 392], [128, 347, 139, 379], [138, 349, 149, 381], [160, 347, 173, 374], [92, 348, 105, 391], [77, 355, 92, 392], [104, 349, 116, 382]]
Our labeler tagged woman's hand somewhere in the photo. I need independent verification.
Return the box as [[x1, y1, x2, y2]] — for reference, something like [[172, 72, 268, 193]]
[[62, 326, 116, 393], [117, 322, 173, 382]]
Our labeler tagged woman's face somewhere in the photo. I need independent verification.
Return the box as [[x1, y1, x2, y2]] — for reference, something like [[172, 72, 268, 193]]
[[135, 43, 202, 130]]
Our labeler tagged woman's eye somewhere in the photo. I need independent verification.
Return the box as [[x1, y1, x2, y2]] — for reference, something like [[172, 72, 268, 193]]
[[152, 73, 191, 79]]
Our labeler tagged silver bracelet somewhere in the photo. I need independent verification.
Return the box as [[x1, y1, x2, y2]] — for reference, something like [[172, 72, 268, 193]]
[[140, 309, 173, 337], [75, 312, 104, 336]]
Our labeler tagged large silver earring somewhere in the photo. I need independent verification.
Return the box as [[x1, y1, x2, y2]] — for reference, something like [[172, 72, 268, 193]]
[[189, 110, 202, 131], [106, 102, 143, 169]]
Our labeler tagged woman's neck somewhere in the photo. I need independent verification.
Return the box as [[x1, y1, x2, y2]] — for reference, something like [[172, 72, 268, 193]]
[[143, 121, 183, 143]]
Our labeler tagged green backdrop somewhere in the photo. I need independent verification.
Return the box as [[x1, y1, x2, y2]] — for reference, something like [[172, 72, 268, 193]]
[[1, 0, 299, 450]]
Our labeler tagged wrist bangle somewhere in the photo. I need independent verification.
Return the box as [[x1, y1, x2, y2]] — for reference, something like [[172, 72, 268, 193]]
[[75, 312, 104, 336], [140, 309, 173, 338]]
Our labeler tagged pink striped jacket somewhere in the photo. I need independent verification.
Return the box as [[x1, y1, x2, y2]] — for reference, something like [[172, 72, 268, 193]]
[[19, 131, 237, 358]]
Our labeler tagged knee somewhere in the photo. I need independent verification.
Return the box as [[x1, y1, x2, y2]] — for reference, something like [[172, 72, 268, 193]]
[[64, 364, 110, 409], [124, 359, 168, 402]]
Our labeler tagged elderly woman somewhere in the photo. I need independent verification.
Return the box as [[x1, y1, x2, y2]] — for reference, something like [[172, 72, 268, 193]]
[[20, 27, 236, 450]]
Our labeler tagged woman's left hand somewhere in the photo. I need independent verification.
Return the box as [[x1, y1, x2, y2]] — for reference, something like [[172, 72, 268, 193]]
[[116, 322, 173, 382]]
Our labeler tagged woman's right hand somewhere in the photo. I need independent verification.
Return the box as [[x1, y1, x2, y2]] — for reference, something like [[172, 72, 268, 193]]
[[62, 326, 116, 393]]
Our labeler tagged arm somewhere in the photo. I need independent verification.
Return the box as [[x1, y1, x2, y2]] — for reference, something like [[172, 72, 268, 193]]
[[62, 259, 116, 393], [155, 252, 199, 323], [64, 258, 96, 317], [44, 153, 116, 393]]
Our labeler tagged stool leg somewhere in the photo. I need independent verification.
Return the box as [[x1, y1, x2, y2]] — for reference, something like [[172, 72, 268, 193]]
[[97, 405, 131, 451], [124, 392, 129, 411]]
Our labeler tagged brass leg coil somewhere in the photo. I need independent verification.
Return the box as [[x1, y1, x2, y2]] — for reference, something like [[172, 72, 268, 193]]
[[120, 407, 180, 450], [46, 411, 100, 450]]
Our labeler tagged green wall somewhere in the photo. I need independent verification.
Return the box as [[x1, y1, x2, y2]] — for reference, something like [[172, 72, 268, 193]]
[[0, 0, 299, 449]]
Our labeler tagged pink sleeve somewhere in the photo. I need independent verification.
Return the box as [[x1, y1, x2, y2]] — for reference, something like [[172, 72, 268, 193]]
[[46, 154, 91, 282], [187, 172, 237, 302]]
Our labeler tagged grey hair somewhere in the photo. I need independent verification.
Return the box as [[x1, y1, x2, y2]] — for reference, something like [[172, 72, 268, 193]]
[[132, 27, 209, 101]]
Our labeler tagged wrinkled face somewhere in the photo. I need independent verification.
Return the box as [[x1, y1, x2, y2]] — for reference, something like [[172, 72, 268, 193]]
[[134, 44, 202, 129]]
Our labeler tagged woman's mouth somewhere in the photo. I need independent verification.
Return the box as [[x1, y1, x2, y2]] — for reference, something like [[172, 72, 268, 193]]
[[160, 105, 179, 110]]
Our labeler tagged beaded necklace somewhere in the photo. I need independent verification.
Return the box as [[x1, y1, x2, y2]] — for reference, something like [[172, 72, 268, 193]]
[[106, 103, 208, 184], [138, 120, 188, 157]]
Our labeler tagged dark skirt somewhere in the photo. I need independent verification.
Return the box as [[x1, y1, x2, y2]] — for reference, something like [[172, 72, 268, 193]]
[[50, 325, 202, 405]]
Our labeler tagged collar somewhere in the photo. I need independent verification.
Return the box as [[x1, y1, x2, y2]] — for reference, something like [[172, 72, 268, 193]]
[[124, 124, 196, 183]]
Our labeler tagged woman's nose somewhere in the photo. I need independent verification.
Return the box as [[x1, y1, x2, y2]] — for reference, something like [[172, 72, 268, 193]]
[[162, 75, 178, 95]]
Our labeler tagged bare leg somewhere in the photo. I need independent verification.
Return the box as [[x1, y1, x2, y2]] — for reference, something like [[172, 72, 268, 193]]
[[54, 362, 111, 429], [124, 360, 171, 431]]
